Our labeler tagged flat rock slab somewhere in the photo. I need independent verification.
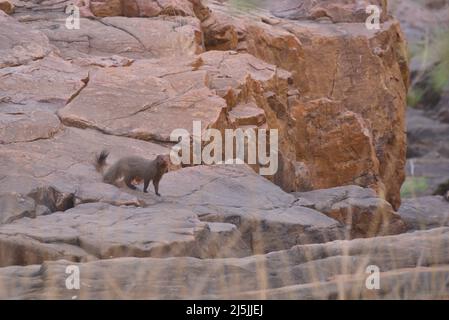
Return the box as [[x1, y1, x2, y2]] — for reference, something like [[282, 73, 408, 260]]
[[0, 127, 169, 197], [0, 11, 53, 68], [0, 55, 88, 106], [295, 186, 406, 237], [58, 56, 228, 141], [1, 227, 448, 299], [18, 14, 203, 60], [399, 196, 449, 231], [0, 162, 344, 266], [0, 201, 251, 267]]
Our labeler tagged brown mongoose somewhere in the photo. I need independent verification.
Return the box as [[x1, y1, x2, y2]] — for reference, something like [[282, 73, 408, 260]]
[[95, 150, 168, 196]]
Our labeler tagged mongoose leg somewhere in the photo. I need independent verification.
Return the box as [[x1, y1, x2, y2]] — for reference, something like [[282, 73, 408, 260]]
[[143, 178, 150, 193], [153, 179, 161, 196], [125, 176, 137, 190]]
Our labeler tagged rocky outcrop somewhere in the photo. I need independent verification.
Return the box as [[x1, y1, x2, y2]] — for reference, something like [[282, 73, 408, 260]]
[[0, 0, 427, 300], [399, 196, 449, 230], [271, 0, 388, 23], [1, 227, 448, 299], [200, 1, 409, 210], [296, 186, 406, 237]]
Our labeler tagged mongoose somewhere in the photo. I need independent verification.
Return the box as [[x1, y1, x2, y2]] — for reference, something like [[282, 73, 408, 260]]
[[95, 150, 168, 196]]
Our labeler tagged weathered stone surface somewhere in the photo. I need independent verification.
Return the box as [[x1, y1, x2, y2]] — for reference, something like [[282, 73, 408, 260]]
[[1, 227, 448, 299], [0, 163, 346, 266], [0, 56, 88, 106], [200, 3, 409, 209], [0, 105, 61, 144], [0, 202, 252, 267], [399, 196, 449, 231], [58, 57, 228, 142], [296, 186, 406, 237], [90, 0, 196, 17], [0, 127, 170, 196], [0, 193, 38, 225], [271, 0, 388, 23], [19, 14, 203, 60], [407, 108, 449, 158], [0, 11, 53, 68], [0, 0, 14, 14], [263, 20, 408, 210], [293, 99, 381, 195]]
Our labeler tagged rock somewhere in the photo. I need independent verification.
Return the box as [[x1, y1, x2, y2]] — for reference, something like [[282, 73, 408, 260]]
[[271, 0, 388, 23], [74, 183, 143, 207], [71, 55, 134, 68], [0, 127, 170, 196], [0, 193, 37, 224], [257, 19, 408, 210], [89, 0, 196, 17], [399, 196, 449, 230], [23, 14, 203, 60], [0, 202, 251, 267], [1, 227, 448, 299], [0, 56, 88, 106], [27, 186, 75, 213], [293, 99, 381, 196], [0, 164, 345, 267], [100, 16, 204, 57], [295, 186, 407, 237], [406, 108, 449, 158], [0, 105, 61, 144], [58, 56, 229, 142], [164, 165, 344, 253], [0, 12, 53, 68], [201, 3, 409, 209]]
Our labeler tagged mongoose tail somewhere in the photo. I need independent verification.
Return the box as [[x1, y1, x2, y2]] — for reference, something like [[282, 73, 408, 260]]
[[95, 150, 109, 173]]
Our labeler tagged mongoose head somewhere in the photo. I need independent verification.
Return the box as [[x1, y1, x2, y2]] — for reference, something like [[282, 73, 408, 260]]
[[156, 155, 169, 170]]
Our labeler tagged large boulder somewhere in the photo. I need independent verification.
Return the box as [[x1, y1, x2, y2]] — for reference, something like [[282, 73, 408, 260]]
[[296, 185, 406, 237], [202, 2, 409, 210]]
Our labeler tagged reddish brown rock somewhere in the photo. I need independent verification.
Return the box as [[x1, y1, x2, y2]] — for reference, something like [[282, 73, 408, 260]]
[[0, 0, 14, 14], [89, 0, 196, 17], [272, 0, 388, 23]]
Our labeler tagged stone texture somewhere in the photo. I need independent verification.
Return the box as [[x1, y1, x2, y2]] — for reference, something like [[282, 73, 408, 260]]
[[0, 56, 88, 106], [1, 227, 448, 299], [201, 3, 409, 210], [296, 186, 406, 237], [0, 163, 346, 267], [0, 0, 427, 300], [271, 0, 388, 23], [399, 196, 449, 231], [0, 11, 53, 68], [89, 0, 196, 17]]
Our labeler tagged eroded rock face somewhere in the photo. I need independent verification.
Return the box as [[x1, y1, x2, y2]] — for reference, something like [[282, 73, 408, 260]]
[[0, 0, 420, 300], [271, 0, 388, 23], [399, 196, 449, 231], [201, 2, 409, 210], [1, 227, 448, 299], [296, 186, 406, 237], [0, 12, 53, 68], [89, 0, 196, 17]]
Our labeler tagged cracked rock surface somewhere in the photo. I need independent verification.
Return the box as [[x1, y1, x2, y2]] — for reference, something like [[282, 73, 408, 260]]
[[0, 0, 447, 299]]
